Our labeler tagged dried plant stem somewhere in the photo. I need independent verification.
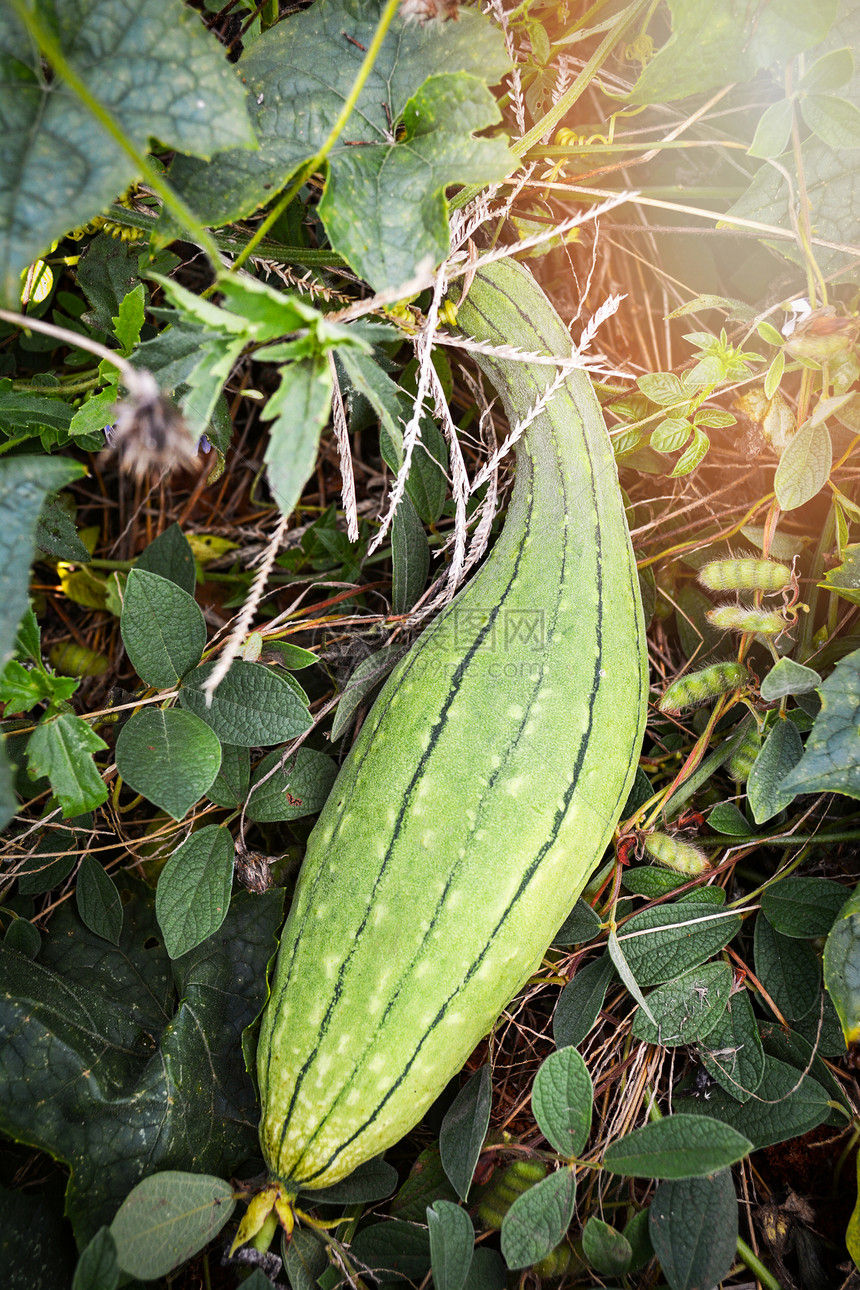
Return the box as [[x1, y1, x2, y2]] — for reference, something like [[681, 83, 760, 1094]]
[[201, 510, 291, 705]]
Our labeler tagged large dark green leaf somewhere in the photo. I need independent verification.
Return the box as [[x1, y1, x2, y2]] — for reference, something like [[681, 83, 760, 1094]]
[[782, 647, 860, 798], [0, 0, 255, 303], [628, 0, 836, 104], [166, 0, 512, 289], [0, 878, 283, 1243], [681, 1056, 831, 1148]]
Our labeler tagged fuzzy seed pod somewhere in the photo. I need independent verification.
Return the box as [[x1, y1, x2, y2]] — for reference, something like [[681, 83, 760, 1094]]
[[48, 642, 109, 678], [476, 1159, 547, 1229], [707, 605, 786, 635], [698, 557, 790, 594], [644, 832, 711, 875], [659, 662, 749, 713], [728, 723, 761, 783], [534, 1240, 580, 1280]]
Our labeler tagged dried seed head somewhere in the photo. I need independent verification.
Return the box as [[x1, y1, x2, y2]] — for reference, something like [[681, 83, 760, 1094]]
[[399, 0, 459, 23], [659, 661, 749, 713], [102, 371, 199, 479]]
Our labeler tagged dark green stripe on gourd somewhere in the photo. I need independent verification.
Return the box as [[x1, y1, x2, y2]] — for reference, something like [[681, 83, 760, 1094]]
[[257, 259, 647, 1195]]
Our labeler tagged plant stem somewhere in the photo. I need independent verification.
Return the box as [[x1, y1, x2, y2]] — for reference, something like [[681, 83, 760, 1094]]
[[228, 0, 402, 274], [736, 1235, 783, 1290], [9, 0, 224, 272]]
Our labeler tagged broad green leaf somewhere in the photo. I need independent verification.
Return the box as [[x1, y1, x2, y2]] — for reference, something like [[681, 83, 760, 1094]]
[[27, 713, 108, 817], [553, 899, 601, 945], [747, 719, 803, 824], [285, 1227, 329, 1290], [261, 641, 318, 670], [0, 455, 85, 670], [179, 659, 311, 746], [500, 1169, 576, 1270], [427, 1201, 474, 1290], [696, 989, 765, 1103], [532, 1047, 593, 1159], [603, 1114, 752, 1180], [759, 1019, 850, 1114], [616, 904, 742, 986], [72, 1226, 119, 1290], [728, 137, 859, 280], [798, 46, 855, 93], [206, 743, 251, 809], [350, 1220, 432, 1283], [0, 387, 76, 438], [245, 746, 337, 823], [439, 1065, 492, 1202], [391, 1148, 458, 1222], [824, 881, 860, 1042], [628, 0, 836, 103], [762, 875, 850, 938], [649, 1171, 737, 1290], [632, 961, 732, 1048], [802, 92, 860, 149], [624, 866, 687, 897], [708, 802, 752, 836], [774, 418, 832, 510], [392, 494, 429, 616], [263, 356, 333, 520], [461, 1248, 505, 1290], [300, 1158, 398, 1206], [136, 522, 196, 594], [0, 0, 255, 304], [553, 954, 614, 1049], [637, 371, 685, 405], [760, 657, 821, 701], [167, 2, 512, 291], [623, 1209, 654, 1273], [793, 986, 847, 1057], [76, 855, 123, 946], [581, 1216, 631, 1278], [670, 427, 710, 477], [109, 1172, 234, 1280], [321, 73, 513, 289], [0, 658, 78, 713], [748, 97, 794, 158], [650, 416, 693, 453], [5, 918, 41, 959], [754, 914, 821, 1021], [112, 283, 146, 356], [155, 825, 234, 959], [0, 878, 283, 1243], [782, 647, 860, 798], [115, 707, 222, 820], [681, 1056, 830, 1147], [121, 569, 206, 688]]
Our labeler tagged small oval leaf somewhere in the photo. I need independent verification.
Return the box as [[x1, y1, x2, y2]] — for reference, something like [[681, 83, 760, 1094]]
[[109, 1172, 234, 1281], [531, 1047, 593, 1158]]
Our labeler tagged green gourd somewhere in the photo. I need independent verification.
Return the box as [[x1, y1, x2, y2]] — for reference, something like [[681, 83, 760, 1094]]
[[256, 257, 647, 1204]]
